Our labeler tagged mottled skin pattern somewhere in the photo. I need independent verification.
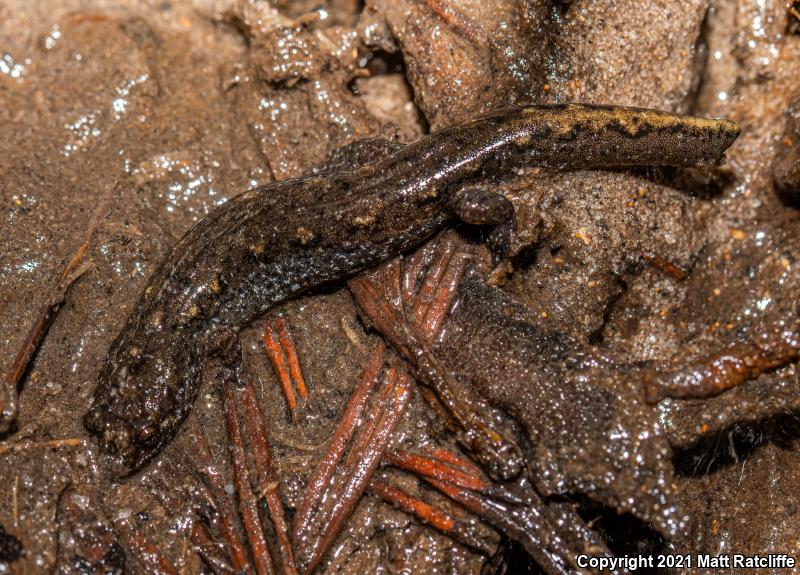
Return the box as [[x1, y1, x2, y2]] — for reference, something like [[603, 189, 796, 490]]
[[84, 104, 740, 473], [436, 272, 680, 536]]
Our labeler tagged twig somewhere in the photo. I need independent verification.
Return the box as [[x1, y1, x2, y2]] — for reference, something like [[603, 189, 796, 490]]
[[238, 368, 297, 575], [222, 379, 276, 575], [2, 184, 112, 433], [191, 522, 236, 575], [116, 517, 181, 575], [294, 366, 412, 574], [350, 272, 524, 481], [291, 341, 386, 540], [409, 233, 458, 328], [273, 314, 308, 402], [367, 476, 496, 554], [263, 317, 300, 419], [385, 449, 487, 492], [187, 421, 251, 572], [424, 0, 482, 41], [12, 473, 19, 528], [644, 329, 800, 403]]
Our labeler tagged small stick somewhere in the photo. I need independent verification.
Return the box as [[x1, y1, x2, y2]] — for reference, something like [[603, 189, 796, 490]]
[[2, 185, 112, 433], [386, 447, 523, 506], [238, 369, 297, 575], [350, 273, 524, 481], [191, 522, 236, 575], [298, 370, 412, 574], [401, 242, 437, 304], [292, 341, 386, 540], [644, 329, 800, 403], [339, 374, 394, 468], [367, 477, 496, 554], [424, 477, 578, 575], [371, 477, 455, 532], [263, 320, 298, 417], [349, 275, 416, 358], [273, 314, 308, 401], [222, 380, 276, 575], [424, 0, 482, 41], [427, 446, 483, 477], [419, 252, 468, 340], [410, 234, 457, 327], [150, 475, 235, 575], [187, 422, 251, 572], [385, 449, 487, 492]]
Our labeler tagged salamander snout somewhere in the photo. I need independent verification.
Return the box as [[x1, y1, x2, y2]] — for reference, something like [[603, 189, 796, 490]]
[[84, 406, 142, 470], [84, 406, 166, 473], [86, 333, 201, 474], [84, 342, 170, 472]]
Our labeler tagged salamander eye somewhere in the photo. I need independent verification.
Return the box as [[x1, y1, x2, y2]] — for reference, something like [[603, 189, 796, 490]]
[[126, 346, 146, 375], [450, 186, 514, 226], [136, 424, 159, 446]]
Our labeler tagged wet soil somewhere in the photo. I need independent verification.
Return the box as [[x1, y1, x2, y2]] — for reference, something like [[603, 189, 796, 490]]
[[2, 0, 800, 573]]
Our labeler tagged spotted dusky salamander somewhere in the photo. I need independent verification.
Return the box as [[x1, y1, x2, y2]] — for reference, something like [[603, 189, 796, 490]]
[[84, 104, 740, 473]]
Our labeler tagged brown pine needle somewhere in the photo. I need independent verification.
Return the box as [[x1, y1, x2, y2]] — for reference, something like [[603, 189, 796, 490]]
[[2, 184, 113, 432]]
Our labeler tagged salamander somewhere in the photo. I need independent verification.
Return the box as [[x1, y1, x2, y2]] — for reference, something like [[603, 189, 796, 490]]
[[84, 104, 740, 473]]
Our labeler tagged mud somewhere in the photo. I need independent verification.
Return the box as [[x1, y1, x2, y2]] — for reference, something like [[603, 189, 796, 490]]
[[2, 0, 800, 573]]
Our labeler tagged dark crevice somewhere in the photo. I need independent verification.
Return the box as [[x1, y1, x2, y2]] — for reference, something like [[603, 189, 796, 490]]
[[686, 5, 711, 116], [549, 0, 573, 20], [672, 411, 800, 476], [787, 1, 800, 35], [0, 524, 22, 565], [626, 165, 733, 200], [587, 271, 627, 346], [347, 48, 407, 98], [573, 495, 665, 571], [361, 48, 407, 77]]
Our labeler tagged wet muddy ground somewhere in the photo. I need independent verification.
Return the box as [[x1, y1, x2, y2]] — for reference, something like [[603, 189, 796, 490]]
[[2, 0, 800, 573]]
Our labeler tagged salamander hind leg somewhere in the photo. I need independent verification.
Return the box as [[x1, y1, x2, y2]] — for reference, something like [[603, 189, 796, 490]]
[[450, 186, 516, 262]]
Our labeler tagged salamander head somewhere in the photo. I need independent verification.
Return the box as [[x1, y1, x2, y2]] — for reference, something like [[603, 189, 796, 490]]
[[84, 334, 198, 475]]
